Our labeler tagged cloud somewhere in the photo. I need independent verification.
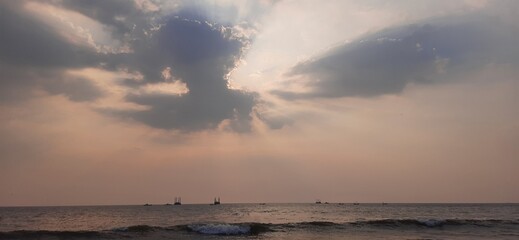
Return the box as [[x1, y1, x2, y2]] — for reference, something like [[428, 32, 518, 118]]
[[103, 13, 258, 132], [47, 2, 264, 132], [117, 90, 257, 132], [0, 1, 264, 132], [273, 12, 519, 100], [0, 2, 99, 70], [0, 1, 105, 102], [57, 0, 155, 40]]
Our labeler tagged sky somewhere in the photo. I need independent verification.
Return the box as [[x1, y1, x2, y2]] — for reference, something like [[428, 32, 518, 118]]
[[0, 0, 518, 206]]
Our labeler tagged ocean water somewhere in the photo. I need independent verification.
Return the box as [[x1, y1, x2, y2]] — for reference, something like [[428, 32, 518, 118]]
[[0, 203, 518, 239]]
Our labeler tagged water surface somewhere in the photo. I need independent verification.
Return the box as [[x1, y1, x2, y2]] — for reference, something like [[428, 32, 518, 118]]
[[1, 203, 518, 239]]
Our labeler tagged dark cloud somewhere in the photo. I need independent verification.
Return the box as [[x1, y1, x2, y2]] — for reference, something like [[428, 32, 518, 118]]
[[0, 2, 98, 70], [105, 14, 258, 132], [0, 1, 262, 132], [273, 14, 519, 100], [110, 13, 247, 85], [117, 89, 256, 132], [0, 1, 104, 102]]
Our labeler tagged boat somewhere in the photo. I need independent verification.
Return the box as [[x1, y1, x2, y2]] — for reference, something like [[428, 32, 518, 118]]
[[213, 197, 221, 205], [143, 203, 152, 206], [315, 199, 322, 204], [174, 197, 182, 205], [353, 202, 360, 205]]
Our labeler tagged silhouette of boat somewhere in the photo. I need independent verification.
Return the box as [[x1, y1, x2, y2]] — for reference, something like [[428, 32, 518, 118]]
[[353, 202, 360, 205], [315, 199, 322, 204], [143, 203, 152, 206], [212, 197, 220, 205], [174, 197, 182, 205]]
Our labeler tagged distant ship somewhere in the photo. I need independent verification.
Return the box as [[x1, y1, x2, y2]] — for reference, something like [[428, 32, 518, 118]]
[[315, 199, 322, 204], [212, 197, 221, 205], [143, 203, 152, 206], [174, 197, 182, 205], [353, 202, 360, 205]]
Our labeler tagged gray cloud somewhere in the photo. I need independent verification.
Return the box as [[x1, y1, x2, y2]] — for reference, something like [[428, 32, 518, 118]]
[[0, 2, 99, 69], [0, 1, 104, 102], [103, 12, 258, 132], [0, 1, 264, 132], [273, 13, 519, 100], [118, 89, 256, 132]]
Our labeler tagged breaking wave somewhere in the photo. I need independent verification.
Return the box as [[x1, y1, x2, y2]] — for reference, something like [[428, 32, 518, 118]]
[[1, 219, 517, 239]]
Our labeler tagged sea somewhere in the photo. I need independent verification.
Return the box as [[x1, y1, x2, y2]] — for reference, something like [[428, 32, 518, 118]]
[[0, 203, 518, 239]]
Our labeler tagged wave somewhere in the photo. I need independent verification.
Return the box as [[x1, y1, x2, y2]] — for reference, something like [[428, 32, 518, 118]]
[[185, 223, 271, 235], [351, 219, 519, 228], [1, 219, 518, 239], [111, 224, 160, 232], [0, 230, 102, 239]]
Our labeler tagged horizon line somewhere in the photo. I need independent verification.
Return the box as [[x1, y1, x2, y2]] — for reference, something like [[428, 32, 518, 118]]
[[1, 202, 518, 208]]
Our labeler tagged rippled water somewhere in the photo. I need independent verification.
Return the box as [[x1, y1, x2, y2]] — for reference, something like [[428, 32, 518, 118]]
[[1, 203, 518, 239]]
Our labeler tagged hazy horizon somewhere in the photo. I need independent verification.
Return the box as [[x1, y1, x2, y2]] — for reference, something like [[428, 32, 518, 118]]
[[3, 202, 519, 208], [1, 0, 518, 206]]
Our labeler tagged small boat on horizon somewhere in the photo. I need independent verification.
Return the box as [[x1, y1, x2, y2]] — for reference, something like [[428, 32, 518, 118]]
[[212, 197, 221, 205], [315, 199, 322, 204], [174, 197, 182, 205], [143, 203, 152, 206]]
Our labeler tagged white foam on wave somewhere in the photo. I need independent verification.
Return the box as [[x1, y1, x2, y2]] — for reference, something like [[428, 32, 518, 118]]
[[419, 219, 444, 227], [111, 227, 128, 232], [188, 223, 251, 235]]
